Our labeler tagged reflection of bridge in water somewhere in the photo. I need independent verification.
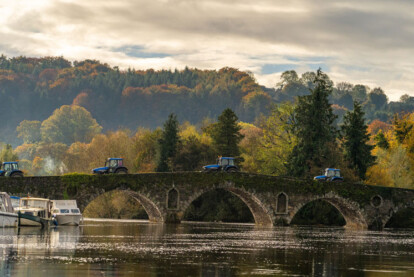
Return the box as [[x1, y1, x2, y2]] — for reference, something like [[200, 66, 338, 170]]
[[1, 172, 414, 230]]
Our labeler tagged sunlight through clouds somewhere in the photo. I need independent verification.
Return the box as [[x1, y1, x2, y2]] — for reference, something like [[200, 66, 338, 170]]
[[0, 0, 413, 100]]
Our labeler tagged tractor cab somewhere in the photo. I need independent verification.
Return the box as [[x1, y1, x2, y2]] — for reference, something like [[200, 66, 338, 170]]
[[0, 162, 24, 177], [203, 157, 239, 172], [314, 168, 343, 182], [92, 158, 128, 174]]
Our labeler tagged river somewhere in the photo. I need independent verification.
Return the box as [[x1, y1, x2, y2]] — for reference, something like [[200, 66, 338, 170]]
[[0, 220, 412, 276]]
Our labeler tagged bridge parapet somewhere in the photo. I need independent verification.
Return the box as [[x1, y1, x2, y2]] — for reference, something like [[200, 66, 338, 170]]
[[0, 172, 413, 230]]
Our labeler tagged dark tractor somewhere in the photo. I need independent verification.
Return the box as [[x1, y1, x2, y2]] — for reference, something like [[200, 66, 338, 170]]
[[92, 158, 128, 174], [203, 157, 239, 172], [314, 168, 343, 182], [0, 162, 24, 177]]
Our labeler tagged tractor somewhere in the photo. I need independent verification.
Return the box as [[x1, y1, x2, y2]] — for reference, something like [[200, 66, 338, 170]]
[[314, 168, 343, 182], [203, 157, 239, 172], [92, 158, 128, 174], [0, 162, 24, 177]]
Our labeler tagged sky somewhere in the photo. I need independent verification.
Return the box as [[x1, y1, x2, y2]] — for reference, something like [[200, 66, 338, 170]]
[[1, 0, 413, 101]]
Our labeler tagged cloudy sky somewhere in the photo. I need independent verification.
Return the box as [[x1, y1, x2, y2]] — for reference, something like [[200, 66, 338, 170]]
[[1, 0, 413, 100]]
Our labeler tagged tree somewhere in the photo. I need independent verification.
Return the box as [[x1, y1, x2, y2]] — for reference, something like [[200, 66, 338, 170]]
[[287, 69, 338, 177], [0, 144, 18, 163], [374, 131, 389, 149], [156, 113, 180, 172], [16, 120, 41, 144], [341, 101, 375, 179], [257, 103, 297, 175], [209, 108, 244, 158], [41, 105, 102, 145]]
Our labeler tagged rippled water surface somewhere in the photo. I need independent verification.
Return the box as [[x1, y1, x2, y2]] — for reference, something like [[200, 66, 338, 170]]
[[0, 220, 413, 276]]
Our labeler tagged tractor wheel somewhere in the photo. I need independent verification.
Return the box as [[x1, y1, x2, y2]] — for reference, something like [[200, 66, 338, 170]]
[[227, 168, 238, 173], [332, 179, 343, 182], [11, 172, 23, 177], [115, 169, 128, 174]]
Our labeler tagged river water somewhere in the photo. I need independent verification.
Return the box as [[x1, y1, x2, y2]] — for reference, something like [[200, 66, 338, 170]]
[[0, 220, 412, 276]]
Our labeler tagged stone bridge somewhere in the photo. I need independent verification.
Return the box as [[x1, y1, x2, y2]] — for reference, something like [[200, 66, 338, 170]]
[[0, 172, 413, 230]]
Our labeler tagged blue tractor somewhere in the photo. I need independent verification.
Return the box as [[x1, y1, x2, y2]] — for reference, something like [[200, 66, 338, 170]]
[[203, 157, 239, 172], [314, 168, 343, 182], [0, 162, 24, 177], [92, 158, 128, 174]]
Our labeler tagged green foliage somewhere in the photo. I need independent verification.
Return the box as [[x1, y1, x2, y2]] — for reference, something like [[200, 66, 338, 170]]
[[84, 190, 148, 219], [0, 144, 18, 163], [156, 113, 180, 172], [256, 102, 297, 175], [16, 120, 41, 144], [287, 69, 338, 177], [209, 108, 244, 158], [41, 105, 102, 145], [374, 131, 389, 149], [341, 101, 375, 179]]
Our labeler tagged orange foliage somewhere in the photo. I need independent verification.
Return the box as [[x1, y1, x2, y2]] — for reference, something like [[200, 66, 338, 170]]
[[367, 120, 392, 135]]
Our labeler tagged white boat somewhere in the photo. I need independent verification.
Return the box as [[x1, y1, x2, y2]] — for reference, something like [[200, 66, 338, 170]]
[[51, 200, 82, 226], [15, 197, 52, 226], [0, 193, 18, 227]]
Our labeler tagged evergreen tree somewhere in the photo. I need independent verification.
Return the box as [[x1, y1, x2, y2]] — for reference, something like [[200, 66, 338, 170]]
[[341, 101, 375, 179], [156, 113, 180, 172], [374, 131, 389, 149], [287, 69, 338, 177], [210, 108, 244, 157]]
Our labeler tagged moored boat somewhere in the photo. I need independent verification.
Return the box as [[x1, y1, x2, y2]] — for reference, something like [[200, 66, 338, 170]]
[[51, 200, 82, 226], [15, 197, 52, 227], [0, 192, 18, 227]]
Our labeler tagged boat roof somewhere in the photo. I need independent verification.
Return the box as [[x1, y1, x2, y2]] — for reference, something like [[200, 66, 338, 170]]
[[2, 162, 18, 164], [325, 168, 340, 171], [20, 197, 50, 201], [108, 158, 123, 160], [52, 200, 78, 208]]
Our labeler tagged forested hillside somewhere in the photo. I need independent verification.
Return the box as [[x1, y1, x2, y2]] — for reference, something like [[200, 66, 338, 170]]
[[0, 55, 271, 145], [2, 55, 414, 146]]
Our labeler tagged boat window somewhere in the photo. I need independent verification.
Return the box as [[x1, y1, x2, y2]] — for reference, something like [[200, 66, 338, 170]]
[[71, 209, 80, 214], [60, 209, 70, 213], [0, 203, 5, 212]]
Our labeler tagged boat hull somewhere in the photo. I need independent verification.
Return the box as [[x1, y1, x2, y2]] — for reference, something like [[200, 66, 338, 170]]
[[55, 214, 82, 226], [19, 217, 42, 227], [0, 211, 18, 227]]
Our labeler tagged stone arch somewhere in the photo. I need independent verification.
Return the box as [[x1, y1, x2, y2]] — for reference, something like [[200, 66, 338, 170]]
[[167, 188, 179, 210], [181, 185, 273, 226], [290, 193, 368, 230], [276, 192, 288, 214], [83, 189, 164, 223]]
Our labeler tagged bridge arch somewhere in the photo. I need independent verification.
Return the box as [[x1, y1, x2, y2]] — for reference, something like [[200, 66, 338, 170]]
[[181, 186, 273, 226], [289, 193, 368, 229], [83, 189, 164, 223]]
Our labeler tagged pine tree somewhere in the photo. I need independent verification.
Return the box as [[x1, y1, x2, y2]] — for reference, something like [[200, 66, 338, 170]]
[[156, 113, 180, 172], [210, 108, 244, 157], [287, 69, 338, 177], [341, 101, 375, 179], [374, 131, 389, 149]]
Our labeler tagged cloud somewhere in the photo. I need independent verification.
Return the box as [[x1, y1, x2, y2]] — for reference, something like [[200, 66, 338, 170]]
[[0, 0, 413, 100]]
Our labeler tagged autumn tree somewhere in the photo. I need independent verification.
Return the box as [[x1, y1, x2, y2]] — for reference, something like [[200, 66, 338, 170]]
[[156, 113, 180, 172], [0, 144, 18, 163], [16, 120, 41, 144], [287, 69, 338, 177], [41, 105, 102, 145], [341, 101, 375, 179], [257, 103, 297, 175]]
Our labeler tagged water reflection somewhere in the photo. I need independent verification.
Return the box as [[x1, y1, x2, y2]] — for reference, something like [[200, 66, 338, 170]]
[[0, 221, 410, 276]]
